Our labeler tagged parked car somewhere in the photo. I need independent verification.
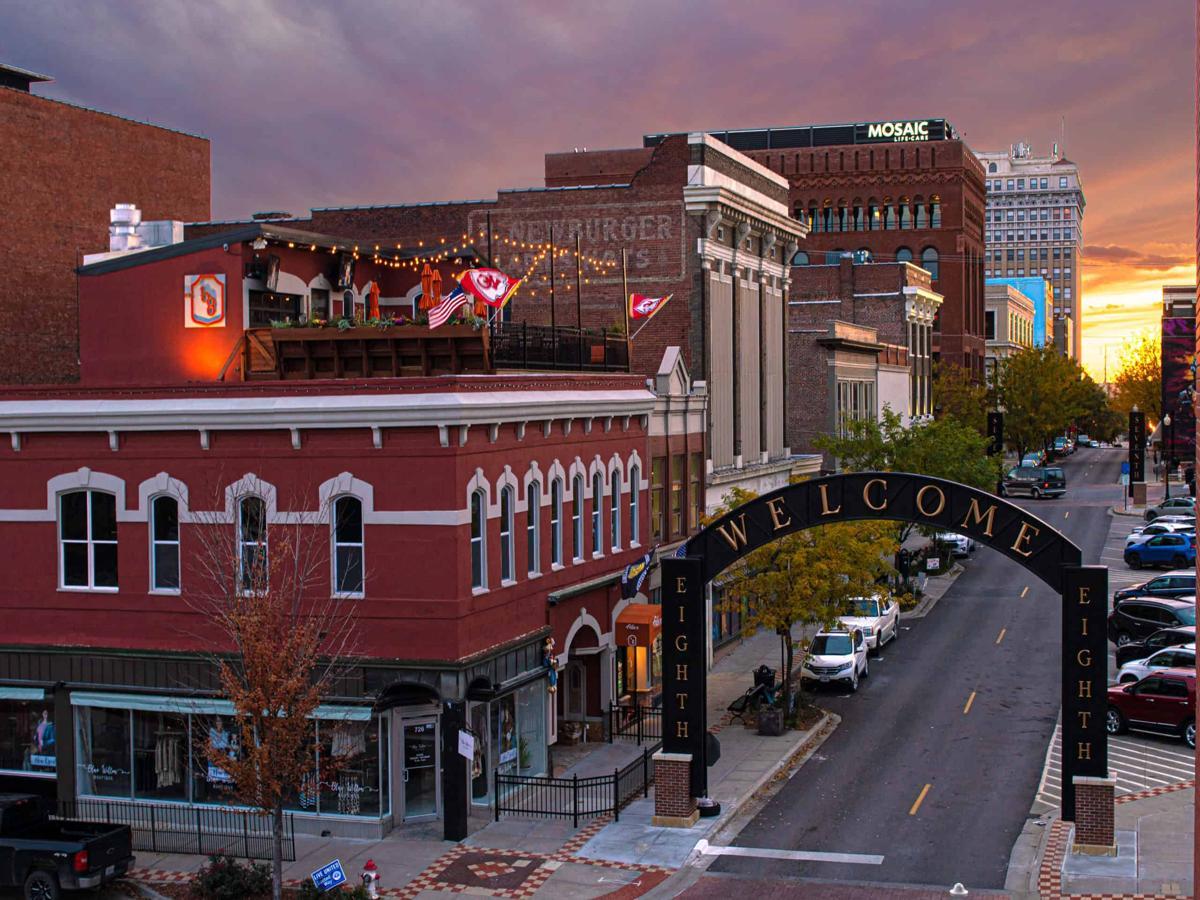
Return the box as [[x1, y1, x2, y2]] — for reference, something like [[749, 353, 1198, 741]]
[[936, 532, 976, 558], [1020, 451, 1046, 467], [1124, 532, 1195, 569], [1001, 465, 1066, 499], [1107, 668, 1196, 749], [1076, 433, 1091, 447], [801, 629, 868, 693], [1053, 436, 1073, 456], [1117, 643, 1196, 684], [0, 794, 134, 899], [1114, 571, 1196, 602], [1108, 596, 1197, 646], [1115, 625, 1196, 667], [1145, 496, 1197, 522], [837, 595, 900, 654], [1125, 521, 1195, 546]]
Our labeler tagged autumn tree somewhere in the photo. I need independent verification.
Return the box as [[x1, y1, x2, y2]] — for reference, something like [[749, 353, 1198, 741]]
[[1111, 331, 1162, 420], [711, 487, 898, 720], [189, 481, 358, 900], [933, 361, 990, 435], [992, 347, 1091, 460]]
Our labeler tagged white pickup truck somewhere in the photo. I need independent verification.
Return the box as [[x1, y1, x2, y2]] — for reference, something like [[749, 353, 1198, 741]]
[[837, 594, 900, 654]]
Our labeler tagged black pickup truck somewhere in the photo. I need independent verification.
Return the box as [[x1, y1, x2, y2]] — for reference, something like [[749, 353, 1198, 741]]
[[0, 794, 133, 899]]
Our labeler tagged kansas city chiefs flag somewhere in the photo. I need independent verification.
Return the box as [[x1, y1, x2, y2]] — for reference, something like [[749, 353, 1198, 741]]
[[629, 293, 672, 320], [459, 268, 522, 308]]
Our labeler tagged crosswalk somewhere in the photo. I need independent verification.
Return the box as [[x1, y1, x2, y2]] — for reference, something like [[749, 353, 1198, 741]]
[[1033, 724, 1195, 814]]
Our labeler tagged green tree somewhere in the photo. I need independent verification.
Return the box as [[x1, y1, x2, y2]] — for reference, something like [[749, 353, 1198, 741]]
[[711, 487, 898, 720], [993, 347, 1091, 460], [933, 361, 989, 434], [1111, 331, 1161, 420], [1076, 376, 1123, 442]]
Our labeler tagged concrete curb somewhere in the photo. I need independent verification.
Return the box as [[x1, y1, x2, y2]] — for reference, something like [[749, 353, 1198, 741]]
[[1003, 812, 1056, 899], [641, 712, 840, 900], [1111, 505, 1146, 519], [901, 562, 965, 620]]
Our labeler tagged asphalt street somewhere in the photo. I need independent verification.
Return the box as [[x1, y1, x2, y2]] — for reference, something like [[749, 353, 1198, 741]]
[[705, 448, 1124, 892]]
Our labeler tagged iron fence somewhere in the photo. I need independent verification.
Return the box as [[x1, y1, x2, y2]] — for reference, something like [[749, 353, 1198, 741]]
[[608, 702, 662, 745], [493, 741, 660, 826], [491, 322, 629, 372], [55, 798, 296, 861]]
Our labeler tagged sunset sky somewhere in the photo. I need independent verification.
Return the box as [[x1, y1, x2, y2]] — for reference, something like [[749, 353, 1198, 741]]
[[4, 0, 1193, 378]]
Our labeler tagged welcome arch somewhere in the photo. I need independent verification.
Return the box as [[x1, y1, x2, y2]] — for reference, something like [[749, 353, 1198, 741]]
[[659, 471, 1107, 826]]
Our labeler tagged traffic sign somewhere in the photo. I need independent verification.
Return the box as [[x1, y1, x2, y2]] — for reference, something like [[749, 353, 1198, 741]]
[[1121, 461, 1130, 475], [311, 860, 347, 892]]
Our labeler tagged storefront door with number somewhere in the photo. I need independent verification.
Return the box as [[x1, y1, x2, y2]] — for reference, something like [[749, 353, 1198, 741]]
[[400, 718, 439, 821]]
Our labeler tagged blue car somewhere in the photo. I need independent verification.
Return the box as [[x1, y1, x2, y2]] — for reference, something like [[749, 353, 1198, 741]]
[[1125, 532, 1197, 570]]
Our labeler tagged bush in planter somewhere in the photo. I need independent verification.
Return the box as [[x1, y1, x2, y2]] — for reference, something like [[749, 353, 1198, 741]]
[[194, 854, 272, 900]]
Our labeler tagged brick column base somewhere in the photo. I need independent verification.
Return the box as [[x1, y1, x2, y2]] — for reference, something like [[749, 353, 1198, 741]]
[[1131, 481, 1147, 505], [652, 751, 698, 828], [1071, 775, 1116, 855]]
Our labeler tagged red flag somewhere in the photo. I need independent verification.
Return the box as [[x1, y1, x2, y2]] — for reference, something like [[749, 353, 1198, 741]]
[[459, 268, 522, 309], [629, 293, 672, 321]]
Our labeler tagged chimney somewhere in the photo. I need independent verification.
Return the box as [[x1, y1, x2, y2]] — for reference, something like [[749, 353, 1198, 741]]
[[109, 203, 142, 253]]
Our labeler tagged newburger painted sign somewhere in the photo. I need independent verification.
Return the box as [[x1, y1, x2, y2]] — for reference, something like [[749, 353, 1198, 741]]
[[854, 120, 945, 143]]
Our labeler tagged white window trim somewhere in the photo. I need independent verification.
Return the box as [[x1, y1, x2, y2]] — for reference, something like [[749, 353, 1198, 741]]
[[590, 471, 604, 558], [549, 477, 563, 569], [526, 479, 542, 577], [58, 488, 119, 593], [610, 469, 622, 552], [149, 493, 181, 596], [237, 494, 268, 596], [629, 464, 641, 547], [331, 494, 365, 599], [499, 485, 516, 585], [470, 488, 488, 592], [571, 474, 585, 563]]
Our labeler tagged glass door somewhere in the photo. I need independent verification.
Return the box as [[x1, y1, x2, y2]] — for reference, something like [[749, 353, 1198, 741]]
[[401, 718, 439, 821]]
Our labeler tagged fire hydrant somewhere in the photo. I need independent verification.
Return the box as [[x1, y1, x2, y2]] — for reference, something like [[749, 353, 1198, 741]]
[[361, 859, 380, 898]]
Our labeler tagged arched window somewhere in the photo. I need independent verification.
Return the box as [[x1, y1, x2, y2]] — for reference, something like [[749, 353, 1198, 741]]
[[550, 478, 563, 567], [791, 251, 809, 266], [610, 469, 621, 552], [591, 472, 604, 556], [629, 464, 640, 546], [151, 495, 180, 592], [59, 489, 118, 590], [929, 198, 942, 228], [526, 481, 541, 575], [572, 474, 584, 561], [333, 495, 364, 596], [988, 161, 998, 173], [500, 486, 515, 583], [470, 489, 487, 589], [826, 249, 846, 264], [914, 204, 926, 229], [238, 495, 267, 593], [895, 247, 913, 264], [921, 248, 940, 280]]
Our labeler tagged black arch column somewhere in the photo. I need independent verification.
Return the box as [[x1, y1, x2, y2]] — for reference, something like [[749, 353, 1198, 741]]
[[661, 556, 708, 800], [1061, 565, 1109, 829]]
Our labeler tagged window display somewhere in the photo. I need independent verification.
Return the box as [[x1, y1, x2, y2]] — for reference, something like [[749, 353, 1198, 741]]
[[75, 706, 131, 797], [133, 711, 188, 801], [516, 683, 546, 777], [317, 719, 383, 817], [0, 701, 56, 775], [469, 703, 490, 804], [470, 682, 548, 805], [193, 715, 242, 806]]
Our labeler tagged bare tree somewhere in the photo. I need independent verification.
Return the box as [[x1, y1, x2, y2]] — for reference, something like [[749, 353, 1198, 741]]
[[186, 476, 359, 900]]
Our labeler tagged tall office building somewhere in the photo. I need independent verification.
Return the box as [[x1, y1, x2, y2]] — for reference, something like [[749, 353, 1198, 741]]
[[976, 142, 1085, 359]]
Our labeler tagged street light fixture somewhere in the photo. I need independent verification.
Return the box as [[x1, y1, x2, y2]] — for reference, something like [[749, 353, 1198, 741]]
[[1163, 412, 1173, 499]]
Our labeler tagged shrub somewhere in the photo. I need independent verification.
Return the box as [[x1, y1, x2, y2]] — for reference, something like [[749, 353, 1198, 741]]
[[194, 854, 272, 900], [295, 880, 372, 899]]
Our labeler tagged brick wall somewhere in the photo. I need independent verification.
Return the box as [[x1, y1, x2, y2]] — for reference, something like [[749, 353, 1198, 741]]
[[0, 87, 210, 384], [652, 753, 696, 820], [1073, 778, 1115, 848]]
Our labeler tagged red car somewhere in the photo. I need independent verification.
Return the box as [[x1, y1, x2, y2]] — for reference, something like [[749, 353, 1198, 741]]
[[1106, 667, 1196, 749]]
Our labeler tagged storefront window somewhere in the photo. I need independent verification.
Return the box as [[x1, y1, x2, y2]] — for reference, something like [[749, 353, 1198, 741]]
[[76, 706, 131, 798], [469, 703, 490, 805], [670, 455, 684, 537], [493, 694, 517, 777], [317, 719, 383, 817], [516, 682, 546, 777], [133, 710, 188, 801], [0, 700, 56, 775], [192, 715, 243, 806]]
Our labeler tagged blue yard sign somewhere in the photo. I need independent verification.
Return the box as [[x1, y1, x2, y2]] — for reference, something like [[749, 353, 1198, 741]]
[[1121, 461, 1131, 475], [311, 859, 347, 892]]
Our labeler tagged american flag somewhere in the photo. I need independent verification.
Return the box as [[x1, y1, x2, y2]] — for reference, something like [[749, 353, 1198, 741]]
[[428, 286, 468, 329]]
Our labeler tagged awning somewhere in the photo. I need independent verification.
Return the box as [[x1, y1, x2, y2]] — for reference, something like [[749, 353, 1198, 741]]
[[70, 692, 371, 721], [616, 603, 662, 649], [0, 687, 45, 701]]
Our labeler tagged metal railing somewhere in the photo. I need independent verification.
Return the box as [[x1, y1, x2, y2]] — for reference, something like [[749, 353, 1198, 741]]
[[493, 742, 660, 826], [608, 702, 662, 746], [55, 798, 296, 861], [491, 322, 629, 372]]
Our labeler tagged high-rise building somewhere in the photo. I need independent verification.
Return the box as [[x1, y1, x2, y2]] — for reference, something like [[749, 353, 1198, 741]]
[[976, 142, 1085, 360]]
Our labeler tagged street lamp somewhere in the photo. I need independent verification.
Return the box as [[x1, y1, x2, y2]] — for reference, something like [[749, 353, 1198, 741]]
[[1163, 412, 1173, 499]]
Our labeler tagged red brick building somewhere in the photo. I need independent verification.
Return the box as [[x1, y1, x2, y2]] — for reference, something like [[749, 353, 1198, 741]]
[[0, 62, 210, 384], [0, 223, 707, 836], [646, 120, 987, 374]]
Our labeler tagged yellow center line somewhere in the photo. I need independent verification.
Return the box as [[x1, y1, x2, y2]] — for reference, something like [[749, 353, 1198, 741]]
[[996, 628, 1007, 645], [1064, 511, 1070, 519], [909, 783, 931, 816], [963, 691, 976, 715], [1020, 586, 1029, 598]]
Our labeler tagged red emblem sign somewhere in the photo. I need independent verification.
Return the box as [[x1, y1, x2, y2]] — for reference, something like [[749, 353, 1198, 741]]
[[184, 274, 227, 328]]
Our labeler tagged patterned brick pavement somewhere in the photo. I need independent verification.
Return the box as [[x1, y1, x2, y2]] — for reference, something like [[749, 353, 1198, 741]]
[[1036, 780, 1193, 900]]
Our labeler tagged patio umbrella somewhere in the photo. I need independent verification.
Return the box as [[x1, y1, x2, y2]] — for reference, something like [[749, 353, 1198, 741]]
[[367, 281, 380, 319]]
